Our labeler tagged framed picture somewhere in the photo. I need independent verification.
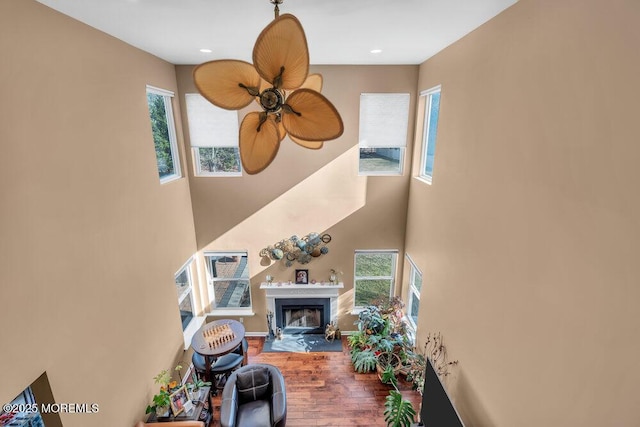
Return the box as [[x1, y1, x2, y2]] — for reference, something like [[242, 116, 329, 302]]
[[170, 385, 189, 416], [295, 269, 309, 284]]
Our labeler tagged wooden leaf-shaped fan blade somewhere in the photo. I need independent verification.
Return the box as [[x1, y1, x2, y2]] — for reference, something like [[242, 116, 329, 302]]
[[290, 74, 324, 147], [300, 73, 323, 92], [253, 14, 309, 90], [239, 112, 281, 174], [290, 135, 323, 150], [193, 60, 260, 110], [282, 89, 344, 141]]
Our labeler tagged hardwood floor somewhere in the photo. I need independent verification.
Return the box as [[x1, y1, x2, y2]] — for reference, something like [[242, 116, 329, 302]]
[[208, 336, 421, 426]]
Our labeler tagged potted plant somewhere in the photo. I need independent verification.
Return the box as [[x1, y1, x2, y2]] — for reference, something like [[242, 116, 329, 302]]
[[145, 367, 182, 416], [146, 389, 171, 416]]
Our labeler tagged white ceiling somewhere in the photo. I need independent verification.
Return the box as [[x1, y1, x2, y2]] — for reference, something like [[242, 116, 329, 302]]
[[35, 0, 517, 65]]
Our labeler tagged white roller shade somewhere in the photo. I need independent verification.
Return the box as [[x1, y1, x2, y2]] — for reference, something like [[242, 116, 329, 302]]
[[185, 93, 239, 147], [359, 93, 410, 148]]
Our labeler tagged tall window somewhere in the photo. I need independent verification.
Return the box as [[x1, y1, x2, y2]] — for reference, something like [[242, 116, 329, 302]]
[[354, 250, 397, 308], [406, 256, 422, 327], [206, 252, 252, 309], [175, 260, 195, 331], [146, 86, 181, 183], [185, 94, 241, 176], [358, 93, 410, 175], [419, 86, 441, 184]]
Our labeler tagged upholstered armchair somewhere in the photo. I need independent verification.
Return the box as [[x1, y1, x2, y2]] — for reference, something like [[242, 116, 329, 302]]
[[220, 364, 286, 427]]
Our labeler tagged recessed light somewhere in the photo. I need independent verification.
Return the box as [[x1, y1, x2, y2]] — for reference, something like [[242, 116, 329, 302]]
[[370, 49, 382, 54], [200, 48, 213, 53]]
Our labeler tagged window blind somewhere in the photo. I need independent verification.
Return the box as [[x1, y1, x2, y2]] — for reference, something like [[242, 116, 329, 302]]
[[185, 93, 239, 147], [358, 93, 410, 148]]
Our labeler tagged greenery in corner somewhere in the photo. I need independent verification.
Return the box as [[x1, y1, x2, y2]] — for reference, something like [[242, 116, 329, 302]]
[[348, 297, 419, 427]]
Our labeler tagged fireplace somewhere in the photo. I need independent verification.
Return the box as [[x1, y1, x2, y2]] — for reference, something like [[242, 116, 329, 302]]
[[261, 281, 343, 336], [275, 298, 330, 334]]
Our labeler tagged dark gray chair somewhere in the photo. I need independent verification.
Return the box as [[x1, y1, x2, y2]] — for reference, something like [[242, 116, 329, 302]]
[[220, 364, 286, 427], [192, 338, 248, 394]]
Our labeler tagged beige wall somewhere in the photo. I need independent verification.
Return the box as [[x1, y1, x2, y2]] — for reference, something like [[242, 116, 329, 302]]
[[176, 65, 418, 333], [0, 1, 197, 426], [406, 0, 640, 425]]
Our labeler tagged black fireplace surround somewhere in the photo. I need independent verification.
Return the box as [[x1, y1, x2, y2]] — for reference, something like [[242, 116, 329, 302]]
[[274, 298, 331, 335]]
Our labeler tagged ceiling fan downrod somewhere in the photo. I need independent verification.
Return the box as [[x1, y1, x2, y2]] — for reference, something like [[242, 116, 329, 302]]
[[270, 0, 283, 18]]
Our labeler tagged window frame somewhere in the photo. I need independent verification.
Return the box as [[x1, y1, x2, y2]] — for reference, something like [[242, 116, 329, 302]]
[[146, 85, 182, 184], [406, 255, 422, 330], [204, 251, 253, 315], [185, 93, 242, 177], [358, 93, 410, 176], [418, 86, 442, 185], [353, 249, 398, 312], [175, 258, 196, 332]]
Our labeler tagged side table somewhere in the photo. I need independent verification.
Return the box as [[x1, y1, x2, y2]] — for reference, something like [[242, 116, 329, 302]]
[[145, 386, 212, 424]]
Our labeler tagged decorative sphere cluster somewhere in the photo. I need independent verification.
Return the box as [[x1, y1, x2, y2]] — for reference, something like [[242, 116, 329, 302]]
[[260, 232, 332, 267]]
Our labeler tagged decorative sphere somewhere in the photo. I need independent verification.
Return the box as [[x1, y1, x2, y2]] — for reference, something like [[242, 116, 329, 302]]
[[307, 232, 320, 245], [320, 247, 329, 254], [271, 248, 284, 260]]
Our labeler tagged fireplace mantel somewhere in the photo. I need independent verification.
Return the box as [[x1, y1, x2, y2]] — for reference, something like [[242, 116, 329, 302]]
[[260, 282, 343, 327], [260, 282, 343, 297]]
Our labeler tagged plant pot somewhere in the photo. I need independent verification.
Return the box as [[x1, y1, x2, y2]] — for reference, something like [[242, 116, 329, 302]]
[[189, 387, 202, 401], [155, 405, 170, 418], [376, 352, 402, 381]]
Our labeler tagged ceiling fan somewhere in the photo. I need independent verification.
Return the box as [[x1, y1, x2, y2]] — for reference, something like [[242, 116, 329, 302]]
[[193, 0, 344, 174]]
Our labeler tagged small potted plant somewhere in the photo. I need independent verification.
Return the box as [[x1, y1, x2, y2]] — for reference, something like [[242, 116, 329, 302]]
[[188, 373, 211, 401]]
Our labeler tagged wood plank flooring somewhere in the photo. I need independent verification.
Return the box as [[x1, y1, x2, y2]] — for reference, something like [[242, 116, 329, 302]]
[[207, 337, 422, 426]]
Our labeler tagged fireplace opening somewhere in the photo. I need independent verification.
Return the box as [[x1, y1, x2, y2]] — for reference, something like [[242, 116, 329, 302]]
[[284, 308, 321, 329], [275, 298, 331, 335]]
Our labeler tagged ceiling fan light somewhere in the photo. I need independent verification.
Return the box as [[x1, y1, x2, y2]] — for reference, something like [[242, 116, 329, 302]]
[[253, 14, 309, 90], [193, 60, 261, 110]]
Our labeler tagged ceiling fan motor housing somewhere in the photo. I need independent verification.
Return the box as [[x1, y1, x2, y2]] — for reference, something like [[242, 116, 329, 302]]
[[260, 87, 284, 113]]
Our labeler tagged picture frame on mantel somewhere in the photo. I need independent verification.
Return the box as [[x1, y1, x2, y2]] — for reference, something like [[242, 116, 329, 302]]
[[295, 269, 309, 284]]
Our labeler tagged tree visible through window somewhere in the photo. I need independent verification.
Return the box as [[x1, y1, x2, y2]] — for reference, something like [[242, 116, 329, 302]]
[[197, 147, 240, 174], [147, 87, 181, 182], [354, 251, 397, 308]]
